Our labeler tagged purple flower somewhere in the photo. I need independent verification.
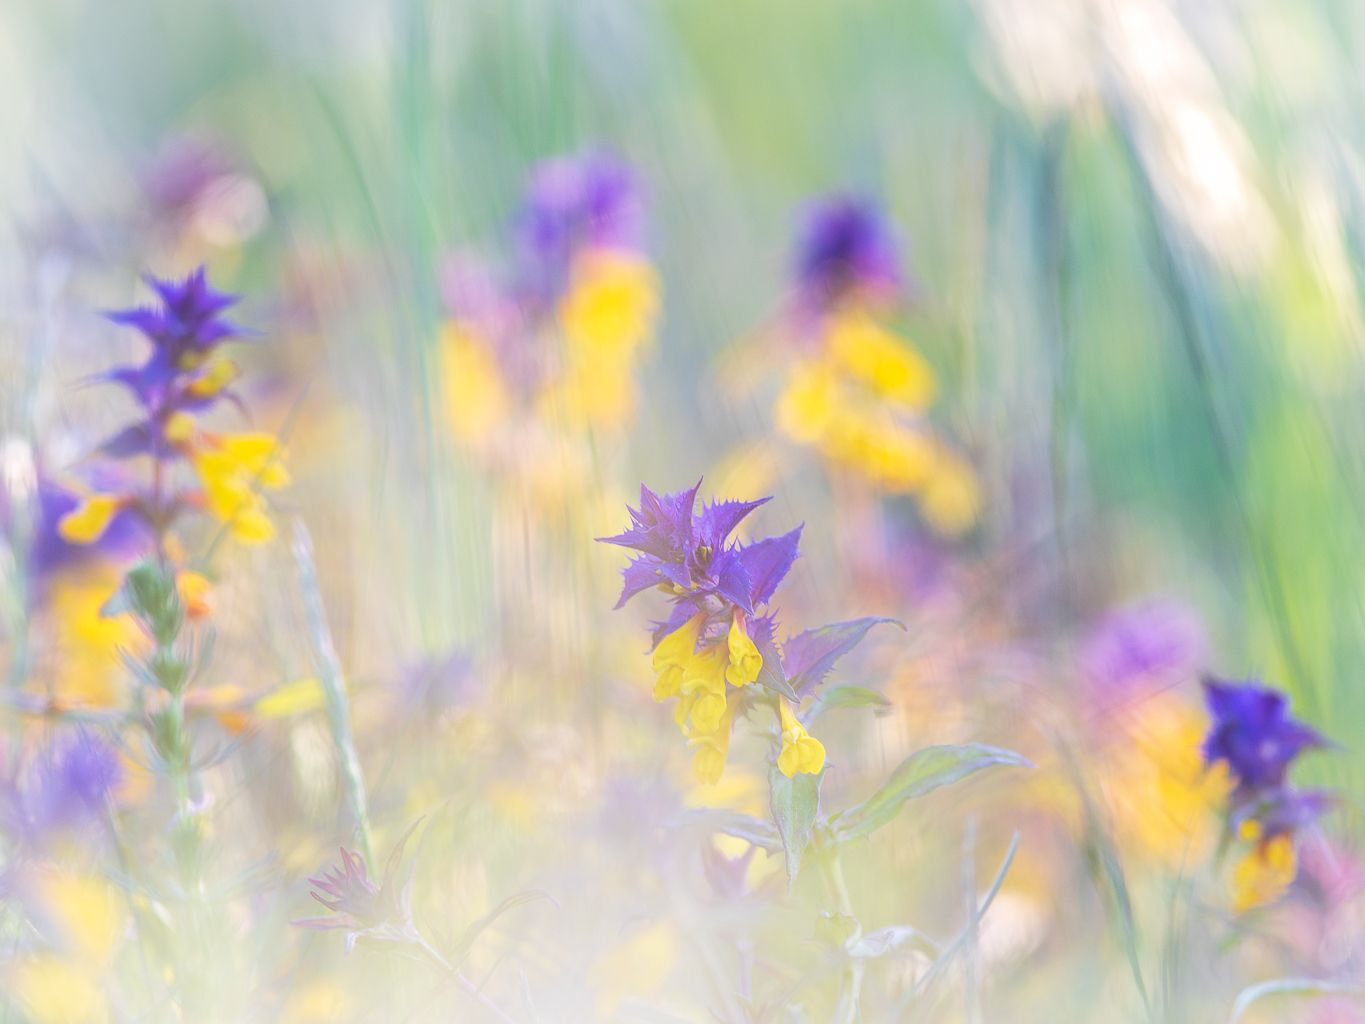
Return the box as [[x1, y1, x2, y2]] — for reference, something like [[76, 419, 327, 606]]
[[598, 481, 801, 634], [793, 194, 903, 316], [294, 822, 421, 953], [1202, 679, 1326, 794], [1081, 599, 1206, 693], [103, 266, 249, 422], [3, 732, 122, 844], [514, 150, 645, 306]]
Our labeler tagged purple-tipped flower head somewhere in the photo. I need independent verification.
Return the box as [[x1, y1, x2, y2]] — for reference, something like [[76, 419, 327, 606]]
[[515, 150, 645, 306], [794, 194, 903, 316], [598, 480, 801, 641], [1202, 679, 1326, 794], [294, 822, 420, 952], [103, 268, 251, 425]]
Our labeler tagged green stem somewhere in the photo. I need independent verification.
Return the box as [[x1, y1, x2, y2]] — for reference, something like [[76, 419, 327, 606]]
[[292, 519, 375, 869]]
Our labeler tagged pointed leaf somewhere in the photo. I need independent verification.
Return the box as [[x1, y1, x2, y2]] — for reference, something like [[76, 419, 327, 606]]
[[769, 765, 824, 883], [753, 627, 798, 701], [783, 617, 902, 695], [832, 744, 1031, 841]]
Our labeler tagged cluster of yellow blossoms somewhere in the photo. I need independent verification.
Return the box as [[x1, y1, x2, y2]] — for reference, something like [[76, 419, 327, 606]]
[[650, 613, 825, 784], [443, 250, 660, 445], [776, 307, 979, 536]]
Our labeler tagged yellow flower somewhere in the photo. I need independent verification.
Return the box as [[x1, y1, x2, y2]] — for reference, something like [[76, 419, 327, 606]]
[[1232, 833, 1297, 913], [825, 309, 936, 410], [559, 250, 660, 361], [691, 699, 738, 785], [777, 700, 826, 778], [441, 321, 508, 443], [185, 355, 239, 399], [725, 616, 762, 686], [12, 955, 108, 1024], [191, 432, 288, 544], [543, 360, 636, 432], [652, 615, 704, 700], [919, 448, 981, 537], [163, 411, 197, 445], [46, 570, 143, 708], [37, 871, 123, 965], [775, 360, 842, 444], [56, 495, 123, 546]]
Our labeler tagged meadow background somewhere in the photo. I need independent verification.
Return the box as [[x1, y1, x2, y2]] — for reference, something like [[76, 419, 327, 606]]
[[2, 1, 1365, 1021]]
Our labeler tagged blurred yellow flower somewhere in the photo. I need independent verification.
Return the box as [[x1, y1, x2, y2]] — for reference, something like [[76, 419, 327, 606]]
[[12, 955, 108, 1024], [825, 309, 936, 410], [192, 431, 288, 544], [56, 495, 123, 546], [1232, 833, 1297, 913], [559, 250, 660, 361], [441, 321, 509, 444]]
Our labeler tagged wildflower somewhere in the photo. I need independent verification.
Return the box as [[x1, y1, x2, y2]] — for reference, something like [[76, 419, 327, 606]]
[[773, 194, 979, 536], [293, 823, 420, 952], [515, 150, 646, 306], [1203, 679, 1326, 795], [793, 194, 903, 317], [1202, 678, 1332, 911], [776, 700, 826, 778], [69, 267, 287, 546], [602, 481, 802, 783]]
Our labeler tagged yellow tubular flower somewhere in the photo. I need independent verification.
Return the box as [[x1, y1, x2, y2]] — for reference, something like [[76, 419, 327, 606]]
[[652, 615, 704, 700], [1232, 833, 1297, 913], [56, 495, 123, 545], [825, 309, 936, 410], [777, 700, 826, 778], [725, 616, 762, 687], [691, 700, 738, 785]]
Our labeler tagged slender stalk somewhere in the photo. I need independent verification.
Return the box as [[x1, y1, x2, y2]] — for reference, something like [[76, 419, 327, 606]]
[[292, 519, 375, 869]]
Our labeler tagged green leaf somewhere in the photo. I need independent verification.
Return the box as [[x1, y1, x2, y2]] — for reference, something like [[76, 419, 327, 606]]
[[810, 685, 892, 720], [769, 765, 824, 883], [831, 743, 1031, 841], [753, 629, 799, 701], [1230, 978, 1364, 1023]]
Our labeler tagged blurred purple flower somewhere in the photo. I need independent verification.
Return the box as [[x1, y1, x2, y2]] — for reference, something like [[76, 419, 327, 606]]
[[141, 137, 238, 218], [700, 842, 756, 902], [793, 194, 903, 316], [1202, 679, 1326, 795], [104, 267, 248, 418], [2, 732, 121, 844], [514, 150, 645, 306], [1080, 599, 1206, 693]]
